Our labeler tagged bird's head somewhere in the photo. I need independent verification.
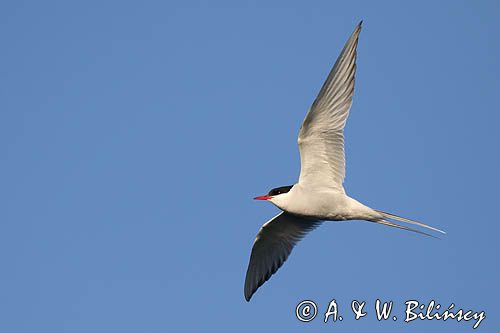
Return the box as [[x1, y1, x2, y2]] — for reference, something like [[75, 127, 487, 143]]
[[254, 185, 294, 203]]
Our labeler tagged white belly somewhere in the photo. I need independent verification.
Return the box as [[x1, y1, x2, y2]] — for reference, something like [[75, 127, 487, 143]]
[[270, 185, 379, 221]]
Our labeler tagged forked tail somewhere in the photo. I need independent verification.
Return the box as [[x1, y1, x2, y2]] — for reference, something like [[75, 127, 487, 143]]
[[372, 209, 446, 238]]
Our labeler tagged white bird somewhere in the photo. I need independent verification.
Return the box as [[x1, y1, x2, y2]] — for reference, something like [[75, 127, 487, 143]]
[[244, 21, 445, 302]]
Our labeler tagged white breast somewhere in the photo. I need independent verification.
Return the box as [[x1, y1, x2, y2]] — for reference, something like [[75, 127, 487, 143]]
[[269, 184, 379, 221]]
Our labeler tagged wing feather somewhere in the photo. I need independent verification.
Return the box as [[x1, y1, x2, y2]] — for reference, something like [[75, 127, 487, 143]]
[[244, 212, 321, 301], [298, 22, 362, 190]]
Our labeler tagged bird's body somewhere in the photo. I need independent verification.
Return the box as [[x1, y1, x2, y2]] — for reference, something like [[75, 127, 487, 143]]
[[271, 184, 380, 222], [244, 21, 445, 302]]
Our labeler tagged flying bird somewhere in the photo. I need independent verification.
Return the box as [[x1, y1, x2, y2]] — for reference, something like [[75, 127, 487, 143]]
[[244, 21, 445, 302]]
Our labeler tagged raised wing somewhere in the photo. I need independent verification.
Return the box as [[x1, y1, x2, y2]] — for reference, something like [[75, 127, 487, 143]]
[[298, 22, 362, 190], [244, 212, 321, 301]]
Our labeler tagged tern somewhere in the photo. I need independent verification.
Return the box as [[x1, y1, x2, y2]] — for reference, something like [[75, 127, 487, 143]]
[[244, 21, 445, 302]]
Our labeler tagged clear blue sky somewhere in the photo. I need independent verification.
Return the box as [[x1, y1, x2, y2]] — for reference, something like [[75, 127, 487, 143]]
[[1, 1, 499, 332]]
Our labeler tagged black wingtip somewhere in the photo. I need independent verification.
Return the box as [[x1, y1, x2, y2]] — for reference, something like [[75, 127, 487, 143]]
[[244, 284, 252, 302], [358, 20, 363, 27]]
